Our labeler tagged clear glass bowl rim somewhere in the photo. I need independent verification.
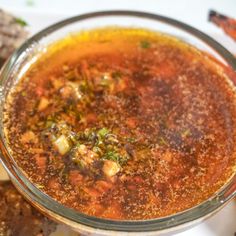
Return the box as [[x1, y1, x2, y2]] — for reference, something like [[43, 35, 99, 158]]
[[0, 10, 236, 233]]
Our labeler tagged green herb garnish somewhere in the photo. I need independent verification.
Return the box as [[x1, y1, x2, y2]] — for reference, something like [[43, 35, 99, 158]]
[[92, 146, 103, 155], [140, 40, 151, 49], [103, 150, 129, 165], [126, 137, 136, 143], [15, 17, 27, 26], [97, 127, 109, 138]]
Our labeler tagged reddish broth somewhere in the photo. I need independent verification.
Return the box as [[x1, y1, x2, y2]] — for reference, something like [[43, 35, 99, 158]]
[[4, 28, 236, 220]]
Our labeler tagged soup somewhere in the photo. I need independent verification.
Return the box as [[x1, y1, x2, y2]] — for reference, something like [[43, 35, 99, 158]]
[[3, 28, 236, 220]]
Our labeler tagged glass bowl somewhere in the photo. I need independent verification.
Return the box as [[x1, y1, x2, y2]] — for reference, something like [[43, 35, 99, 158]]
[[0, 10, 236, 235]]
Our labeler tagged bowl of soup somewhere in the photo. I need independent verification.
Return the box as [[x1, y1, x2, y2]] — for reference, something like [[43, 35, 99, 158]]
[[0, 11, 236, 235]]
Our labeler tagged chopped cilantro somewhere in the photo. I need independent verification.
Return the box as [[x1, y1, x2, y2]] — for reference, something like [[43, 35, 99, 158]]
[[97, 127, 109, 138], [126, 137, 136, 143], [92, 146, 102, 155], [103, 150, 129, 165], [140, 40, 151, 49], [15, 17, 27, 27]]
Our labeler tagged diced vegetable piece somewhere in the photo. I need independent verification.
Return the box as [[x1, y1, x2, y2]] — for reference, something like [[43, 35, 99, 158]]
[[84, 186, 102, 198], [35, 155, 47, 173], [127, 184, 136, 190], [70, 144, 98, 167], [86, 203, 105, 215], [37, 97, 50, 111], [21, 131, 37, 144], [93, 73, 111, 88], [51, 77, 63, 89], [47, 178, 61, 191], [126, 117, 138, 128], [102, 160, 120, 177], [133, 176, 144, 183], [95, 180, 113, 193], [87, 149, 98, 161], [116, 79, 127, 92], [60, 82, 82, 100], [53, 135, 71, 155], [85, 113, 97, 124], [69, 170, 83, 186], [0, 164, 9, 181], [77, 144, 87, 155], [161, 150, 172, 163], [100, 73, 114, 88], [102, 202, 122, 219], [105, 134, 119, 144]]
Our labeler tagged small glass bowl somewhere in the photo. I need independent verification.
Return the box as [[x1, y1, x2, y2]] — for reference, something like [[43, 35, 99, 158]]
[[0, 11, 236, 235]]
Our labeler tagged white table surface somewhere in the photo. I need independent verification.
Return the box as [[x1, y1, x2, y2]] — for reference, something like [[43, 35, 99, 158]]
[[0, 0, 235, 235]]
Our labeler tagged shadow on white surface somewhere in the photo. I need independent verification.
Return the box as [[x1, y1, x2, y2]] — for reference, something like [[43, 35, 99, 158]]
[[204, 201, 236, 236], [176, 201, 236, 236]]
